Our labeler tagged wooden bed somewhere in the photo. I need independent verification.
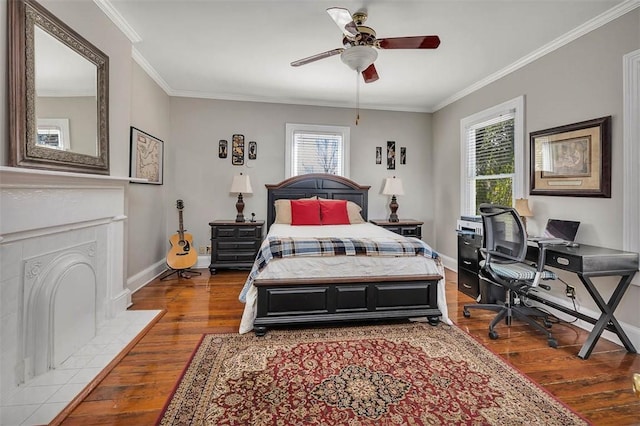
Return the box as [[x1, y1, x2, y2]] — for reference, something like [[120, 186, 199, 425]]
[[251, 174, 443, 336]]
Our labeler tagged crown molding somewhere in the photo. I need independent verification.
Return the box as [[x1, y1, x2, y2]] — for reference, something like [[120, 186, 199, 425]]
[[93, 0, 142, 43], [433, 0, 640, 112], [95, 0, 637, 113], [132, 47, 173, 95], [169, 89, 431, 113]]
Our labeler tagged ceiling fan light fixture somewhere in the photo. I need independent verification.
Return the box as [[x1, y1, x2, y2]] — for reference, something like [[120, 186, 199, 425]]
[[340, 46, 378, 71]]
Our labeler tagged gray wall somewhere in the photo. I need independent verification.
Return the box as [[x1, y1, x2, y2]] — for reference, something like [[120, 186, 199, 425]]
[[127, 62, 171, 281], [1, 0, 8, 165], [168, 98, 434, 253], [432, 10, 640, 323]]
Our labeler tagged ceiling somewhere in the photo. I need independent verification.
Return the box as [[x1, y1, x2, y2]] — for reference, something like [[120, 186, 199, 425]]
[[101, 0, 630, 113]]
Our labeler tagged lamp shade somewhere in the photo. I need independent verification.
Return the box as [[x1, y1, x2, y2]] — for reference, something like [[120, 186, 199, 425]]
[[382, 177, 404, 196], [340, 46, 378, 71], [515, 198, 533, 217], [230, 173, 253, 194]]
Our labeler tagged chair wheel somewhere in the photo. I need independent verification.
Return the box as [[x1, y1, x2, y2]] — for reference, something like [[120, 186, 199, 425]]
[[548, 338, 558, 348], [463, 309, 471, 318], [489, 331, 499, 340]]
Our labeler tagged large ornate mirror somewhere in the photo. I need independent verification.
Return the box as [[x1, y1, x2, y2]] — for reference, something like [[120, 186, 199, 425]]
[[9, 0, 109, 174]]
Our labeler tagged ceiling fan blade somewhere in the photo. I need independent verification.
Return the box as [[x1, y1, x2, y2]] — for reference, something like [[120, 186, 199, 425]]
[[290, 48, 344, 67], [362, 64, 379, 83], [326, 7, 359, 38], [378, 35, 441, 49]]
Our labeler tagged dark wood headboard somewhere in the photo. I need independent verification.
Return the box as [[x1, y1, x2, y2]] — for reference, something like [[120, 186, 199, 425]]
[[266, 174, 370, 229]]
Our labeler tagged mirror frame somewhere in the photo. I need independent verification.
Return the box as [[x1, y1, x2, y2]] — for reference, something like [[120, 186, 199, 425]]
[[9, 0, 110, 174]]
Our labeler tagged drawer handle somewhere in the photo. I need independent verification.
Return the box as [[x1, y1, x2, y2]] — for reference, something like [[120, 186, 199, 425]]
[[463, 283, 472, 289], [463, 261, 472, 265], [463, 241, 470, 245], [556, 257, 570, 266]]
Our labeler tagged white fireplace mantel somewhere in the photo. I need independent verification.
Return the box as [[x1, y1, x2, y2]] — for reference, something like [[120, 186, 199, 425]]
[[0, 166, 133, 394]]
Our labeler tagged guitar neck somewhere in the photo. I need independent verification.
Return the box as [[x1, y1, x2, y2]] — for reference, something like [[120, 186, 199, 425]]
[[178, 209, 185, 240]]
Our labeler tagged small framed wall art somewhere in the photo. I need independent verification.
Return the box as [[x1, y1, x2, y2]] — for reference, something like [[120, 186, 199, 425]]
[[400, 147, 407, 165], [248, 141, 257, 160], [530, 116, 611, 197], [387, 141, 396, 170], [218, 140, 228, 158], [232, 134, 245, 166], [129, 126, 163, 184], [375, 147, 382, 164]]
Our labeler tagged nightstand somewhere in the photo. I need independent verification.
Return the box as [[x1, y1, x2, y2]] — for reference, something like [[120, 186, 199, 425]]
[[209, 220, 264, 274], [369, 219, 423, 239]]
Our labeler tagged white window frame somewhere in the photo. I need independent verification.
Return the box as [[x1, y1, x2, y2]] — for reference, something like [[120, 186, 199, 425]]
[[623, 49, 640, 286], [285, 123, 350, 178], [460, 96, 525, 216]]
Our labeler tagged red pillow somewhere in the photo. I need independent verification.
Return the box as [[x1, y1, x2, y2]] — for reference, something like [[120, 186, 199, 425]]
[[290, 199, 321, 225], [320, 199, 350, 225]]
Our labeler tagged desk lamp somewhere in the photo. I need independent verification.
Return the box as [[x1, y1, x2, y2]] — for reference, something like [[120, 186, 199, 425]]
[[230, 173, 253, 222], [382, 176, 405, 222], [515, 198, 533, 232]]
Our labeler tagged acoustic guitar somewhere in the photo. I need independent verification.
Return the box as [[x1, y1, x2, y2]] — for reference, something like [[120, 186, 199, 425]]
[[166, 200, 198, 270]]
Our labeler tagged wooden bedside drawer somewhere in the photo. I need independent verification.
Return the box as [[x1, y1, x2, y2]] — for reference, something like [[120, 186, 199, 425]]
[[215, 240, 261, 251], [209, 220, 264, 274], [369, 219, 423, 240]]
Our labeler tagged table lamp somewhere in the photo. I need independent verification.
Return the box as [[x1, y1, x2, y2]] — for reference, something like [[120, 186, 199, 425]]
[[515, 198, 533, 232], [382, 176, 405, 222], [230, 173, 253, 222]]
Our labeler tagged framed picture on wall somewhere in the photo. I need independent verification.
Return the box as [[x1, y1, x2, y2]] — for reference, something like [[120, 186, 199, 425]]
[[232, 134, 245, 166], [387, 141, 396, 170], [218, 140, 228, 158], [129, 126, 163, 185], [375, 147, 382, 164], [400, 147, 407, 165], [248, 141, 257, 160], [530, 116, 611, 197]]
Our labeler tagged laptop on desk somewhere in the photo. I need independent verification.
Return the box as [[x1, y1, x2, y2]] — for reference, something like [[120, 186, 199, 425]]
[[527, 219, 580, 245]]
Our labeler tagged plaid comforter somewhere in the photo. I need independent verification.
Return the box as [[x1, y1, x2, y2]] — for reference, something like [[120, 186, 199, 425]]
[[239, 236, 439, 302]]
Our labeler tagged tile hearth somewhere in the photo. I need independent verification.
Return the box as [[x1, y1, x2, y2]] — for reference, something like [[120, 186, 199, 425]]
[[0, 309, 161, 426]]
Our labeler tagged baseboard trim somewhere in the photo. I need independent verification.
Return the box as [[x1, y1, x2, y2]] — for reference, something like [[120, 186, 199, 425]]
[[127, 257, 211, 295], [127, 259, 167, 294], [440, 254, 457, 273], [196, 255, 210, 269]]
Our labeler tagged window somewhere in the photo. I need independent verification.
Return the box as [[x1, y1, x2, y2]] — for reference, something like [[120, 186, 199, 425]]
[[460, 96, 524, 216], [285, 123, 350, 178]]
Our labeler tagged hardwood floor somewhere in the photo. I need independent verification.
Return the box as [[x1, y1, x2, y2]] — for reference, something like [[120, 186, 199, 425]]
[[60, 269, 640, 425]]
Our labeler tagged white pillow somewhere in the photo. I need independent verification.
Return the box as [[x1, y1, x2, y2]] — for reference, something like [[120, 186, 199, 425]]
[[346, 201, 365, 224]]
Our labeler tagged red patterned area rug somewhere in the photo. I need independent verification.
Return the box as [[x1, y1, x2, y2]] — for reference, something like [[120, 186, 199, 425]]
[[157, 323, 588, 425]]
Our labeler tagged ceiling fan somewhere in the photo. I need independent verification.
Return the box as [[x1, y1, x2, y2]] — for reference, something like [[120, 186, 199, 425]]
[[291, 7, 441, 83]]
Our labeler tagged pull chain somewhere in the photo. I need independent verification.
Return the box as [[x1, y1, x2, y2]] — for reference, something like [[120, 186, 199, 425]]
[[355, 71, 360, 125]]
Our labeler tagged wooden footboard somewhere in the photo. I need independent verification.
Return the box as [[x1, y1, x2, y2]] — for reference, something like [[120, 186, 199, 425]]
[[252, 274, 442, 336]]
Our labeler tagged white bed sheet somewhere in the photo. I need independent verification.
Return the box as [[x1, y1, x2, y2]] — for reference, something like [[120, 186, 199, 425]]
[[239, 223, 452, 334]]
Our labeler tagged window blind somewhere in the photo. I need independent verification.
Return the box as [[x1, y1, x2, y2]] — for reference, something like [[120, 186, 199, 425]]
[[292, 131, 343, 176], [465, 113, 515, 214]]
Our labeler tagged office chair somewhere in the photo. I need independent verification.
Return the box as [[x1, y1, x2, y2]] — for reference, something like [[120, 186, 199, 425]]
[[463, 204, 559, 348]]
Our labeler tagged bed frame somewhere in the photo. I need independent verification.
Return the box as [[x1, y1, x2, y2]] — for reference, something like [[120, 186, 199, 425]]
[[253, 174, 442, 336]]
